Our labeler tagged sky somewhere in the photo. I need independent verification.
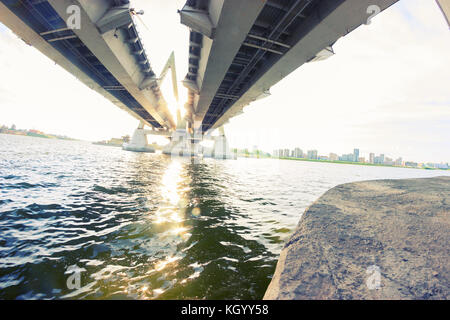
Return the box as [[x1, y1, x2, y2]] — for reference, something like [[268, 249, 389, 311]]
[[0, 0, 449, 163]]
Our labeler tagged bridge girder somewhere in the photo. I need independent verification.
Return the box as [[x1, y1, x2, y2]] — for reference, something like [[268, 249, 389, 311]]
[[0, 0, 176, 130], [180, 0, 400, 134], [48, 0, 176, 129]]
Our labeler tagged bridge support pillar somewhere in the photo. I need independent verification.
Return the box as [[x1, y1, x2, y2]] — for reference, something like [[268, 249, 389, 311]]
[[123, 121, 155, 153], [162, 130, 197, 157], [210, 126, 235, 159]]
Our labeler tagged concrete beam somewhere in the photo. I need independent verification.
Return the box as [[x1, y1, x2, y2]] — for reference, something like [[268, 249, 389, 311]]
[[0, 1, 153, 127], [182, 79, 199, 94], [180, 5, 215, 39], [96, 5, 132, 34], [436, 0, 450, 27], [126, 37, 138, 44], [211, 0, 399, 130], [247, 34, 291, 49], [48, 0, 175, 129], [309, 46, 334, 62], [139, 75, 158, 90], [143, 129, 171, 137], [189, 0, 267, 126]]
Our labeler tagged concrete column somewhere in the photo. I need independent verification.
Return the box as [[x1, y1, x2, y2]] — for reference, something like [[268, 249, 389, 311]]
[[123, 122, 155, 153], [211, 126, 235, 159], [162, 130, 196, 157]]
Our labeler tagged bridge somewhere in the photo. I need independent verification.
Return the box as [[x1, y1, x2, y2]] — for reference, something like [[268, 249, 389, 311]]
[[179, 0, 401, 134], [0, 0, 175, 132], [1, 0, 431, 157]]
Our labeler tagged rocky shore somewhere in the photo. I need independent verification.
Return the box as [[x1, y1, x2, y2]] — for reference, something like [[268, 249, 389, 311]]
[[264, 176, 449, 300]]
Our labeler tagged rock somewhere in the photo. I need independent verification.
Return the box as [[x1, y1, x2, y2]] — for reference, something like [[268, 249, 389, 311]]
[[264, 176, 450, 300]]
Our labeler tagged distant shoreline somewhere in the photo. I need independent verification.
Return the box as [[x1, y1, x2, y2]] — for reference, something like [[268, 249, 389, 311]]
[[272, 156, 448, 170], [0, 131, 76, 141], [2, 133, 448, 170], [236, 153, 448, 171]]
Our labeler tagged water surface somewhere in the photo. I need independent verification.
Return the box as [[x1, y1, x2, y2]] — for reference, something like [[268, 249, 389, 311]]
[[0, 134, 448, 299]]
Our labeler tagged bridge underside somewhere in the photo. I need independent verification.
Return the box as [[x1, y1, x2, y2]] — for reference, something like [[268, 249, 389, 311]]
[[181, 0, 399, 134], [1, 0, 401, 137], [0, 0, 175, 130], [436, 0, 450, 27]]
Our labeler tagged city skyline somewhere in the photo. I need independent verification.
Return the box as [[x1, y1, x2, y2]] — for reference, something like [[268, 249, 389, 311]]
[[271, 146, 448, 169]]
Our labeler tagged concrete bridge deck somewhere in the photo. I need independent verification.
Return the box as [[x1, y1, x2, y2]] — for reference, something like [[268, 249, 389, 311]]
[[0, 0, 175, 130], [1, 0, 405, 139], [180, 0, 399, 133]]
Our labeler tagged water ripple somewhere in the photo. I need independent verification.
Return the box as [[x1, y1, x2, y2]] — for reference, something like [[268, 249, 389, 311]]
[[1, 134, 448, 299]]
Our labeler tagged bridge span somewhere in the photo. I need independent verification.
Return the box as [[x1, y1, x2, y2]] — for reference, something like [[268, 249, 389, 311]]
[[0, 0, 406, 156], [0, 0, 175, 130], [179, 0, 399, 133]]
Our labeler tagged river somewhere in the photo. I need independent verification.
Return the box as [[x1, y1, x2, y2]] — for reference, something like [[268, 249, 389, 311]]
[[0, 133, 448, 299]]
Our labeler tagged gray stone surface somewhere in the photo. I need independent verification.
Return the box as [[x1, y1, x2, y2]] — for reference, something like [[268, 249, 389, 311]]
[[264, 176, 450, 300]]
